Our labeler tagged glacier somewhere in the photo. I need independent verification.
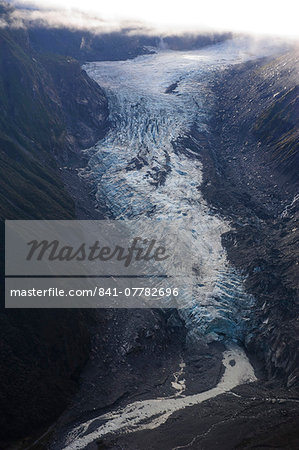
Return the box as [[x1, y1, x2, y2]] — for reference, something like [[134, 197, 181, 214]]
[[80, 37, 285, 342]]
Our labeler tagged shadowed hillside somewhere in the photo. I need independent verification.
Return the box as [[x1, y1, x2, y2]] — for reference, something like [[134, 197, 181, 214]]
[[0, 25, 108, 219], [0, 2, 108, 441], [254, 84, 299, 182]]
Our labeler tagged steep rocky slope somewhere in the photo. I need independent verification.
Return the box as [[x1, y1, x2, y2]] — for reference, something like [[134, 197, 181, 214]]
[[254, 84, 298, 183], [27, 27, 230, 61], [0, 3, 109, 441], [0, 25, 108, 219], [199, 49, 298, 388]]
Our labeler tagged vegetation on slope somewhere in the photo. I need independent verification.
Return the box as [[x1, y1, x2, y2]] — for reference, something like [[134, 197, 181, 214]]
[[0, 3, 108, 441]]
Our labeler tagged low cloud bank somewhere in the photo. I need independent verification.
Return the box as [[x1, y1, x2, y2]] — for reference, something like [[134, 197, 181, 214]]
[[2, 0, 298, 40]]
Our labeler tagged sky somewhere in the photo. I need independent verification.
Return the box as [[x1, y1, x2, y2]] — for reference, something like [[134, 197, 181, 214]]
[[7, 0, 299, 38]]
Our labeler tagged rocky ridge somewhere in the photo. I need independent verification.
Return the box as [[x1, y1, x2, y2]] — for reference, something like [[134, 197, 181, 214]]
[[198, 50, 299, 387]]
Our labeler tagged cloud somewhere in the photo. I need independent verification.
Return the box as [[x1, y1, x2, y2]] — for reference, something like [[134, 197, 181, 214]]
[[4, 0, 299, 39], [8, 8, 124, 32], [1, 1, 154, 33]]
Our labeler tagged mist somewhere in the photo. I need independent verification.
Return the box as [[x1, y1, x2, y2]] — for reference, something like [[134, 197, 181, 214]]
[[4, 0, 299, 39]]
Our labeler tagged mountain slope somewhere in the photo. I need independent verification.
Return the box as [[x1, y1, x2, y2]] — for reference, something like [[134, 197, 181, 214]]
[[0, 24, 108, 220], [254, 84, 299, 182], [199, 50, 299, 387], [0, 4, 109, 441]]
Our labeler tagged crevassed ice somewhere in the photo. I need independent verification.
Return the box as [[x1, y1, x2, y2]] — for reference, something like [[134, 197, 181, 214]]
[[80, 37, 285, 341]]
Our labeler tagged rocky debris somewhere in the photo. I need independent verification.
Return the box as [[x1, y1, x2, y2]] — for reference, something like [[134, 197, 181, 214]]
[[165, 81, 179, 94], [198, 50, 299, 388], [101, 382, 299, 449], [49, 309, 226, 449]]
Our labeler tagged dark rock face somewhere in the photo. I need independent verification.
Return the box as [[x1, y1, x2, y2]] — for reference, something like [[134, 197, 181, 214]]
[[0, 310, 90, 440], [254, 85, 299, 183], [162, 33, 232, 50], [0, 4, 109, 441], [26, 27, 230, 62], [198, 50, 299, 388], [0, 28, 108, 219], [28, 28, 157, 62], [37, 54, 109, 159]]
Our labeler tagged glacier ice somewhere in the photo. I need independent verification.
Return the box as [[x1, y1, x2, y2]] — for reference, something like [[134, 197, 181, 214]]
[[80, 37, 285, 342]]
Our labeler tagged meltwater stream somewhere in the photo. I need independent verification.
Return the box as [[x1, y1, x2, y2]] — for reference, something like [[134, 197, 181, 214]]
[[62, 345, 256, 450]]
